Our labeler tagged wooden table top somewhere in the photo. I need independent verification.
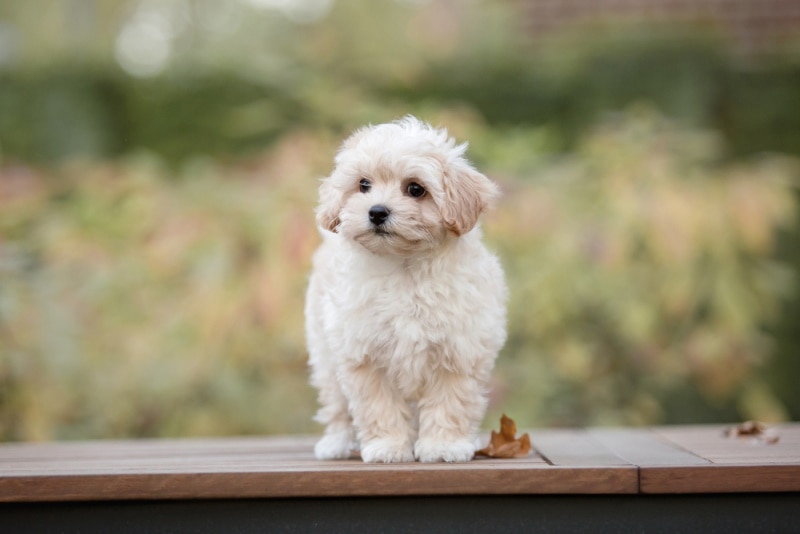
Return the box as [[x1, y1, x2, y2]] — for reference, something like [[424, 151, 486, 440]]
[[1, 424, 798, 502]]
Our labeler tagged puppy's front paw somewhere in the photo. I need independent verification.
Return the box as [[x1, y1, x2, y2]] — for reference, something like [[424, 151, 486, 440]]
[[414, 438, 475, 463], [360, 438, 415, 463], [314, 431, 353, 460]]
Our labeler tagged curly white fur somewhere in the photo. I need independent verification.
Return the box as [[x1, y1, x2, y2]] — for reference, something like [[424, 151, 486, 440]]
[[306, 116, 507, 463]]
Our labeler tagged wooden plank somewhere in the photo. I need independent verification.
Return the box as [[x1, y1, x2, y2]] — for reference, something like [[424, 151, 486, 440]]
[[0, 436, 637, 502], [639, 424, 800, 493], [641, 464, 800, 494], [530, 429, 631, 467], [0, 436, 320, 462], [588, 428, 710, 467], [652, 424, 800, 463], [0, 464, 636, 502]]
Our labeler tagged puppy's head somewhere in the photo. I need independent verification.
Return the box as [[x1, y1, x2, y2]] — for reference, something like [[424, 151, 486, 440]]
[[316, 116, 499, 256]]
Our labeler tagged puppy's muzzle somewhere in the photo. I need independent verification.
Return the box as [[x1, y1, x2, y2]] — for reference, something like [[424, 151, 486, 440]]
[[368, 205, 391, 226]]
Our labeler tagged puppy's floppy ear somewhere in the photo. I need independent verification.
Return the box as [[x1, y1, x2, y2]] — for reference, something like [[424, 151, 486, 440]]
[[316, 126, 372, 232], [315, 176, 344, 232], [439, 159, 500, 236]]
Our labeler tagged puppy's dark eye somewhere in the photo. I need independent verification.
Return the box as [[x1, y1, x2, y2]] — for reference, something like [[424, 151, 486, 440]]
[[406, 182, 426, 198], [359, 178, 371, 193]]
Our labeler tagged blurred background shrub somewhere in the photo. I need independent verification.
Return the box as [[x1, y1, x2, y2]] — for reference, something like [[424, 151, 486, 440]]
[[0, 0, 798, 440]]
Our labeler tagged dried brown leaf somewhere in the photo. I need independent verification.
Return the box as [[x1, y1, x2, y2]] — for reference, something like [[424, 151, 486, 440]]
[[725, 420, 766, 437], [500, 413, 517, 441], [724, 420, 780, 445], [475, 414, 532, 459]]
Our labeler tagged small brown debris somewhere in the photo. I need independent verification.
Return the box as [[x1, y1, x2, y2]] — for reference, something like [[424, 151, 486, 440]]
[[724, 420, 780, 445], [475, 414, 532, 458]]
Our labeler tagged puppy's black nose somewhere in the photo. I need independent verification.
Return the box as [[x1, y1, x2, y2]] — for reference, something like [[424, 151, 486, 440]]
[[368, 205, 390, 226]]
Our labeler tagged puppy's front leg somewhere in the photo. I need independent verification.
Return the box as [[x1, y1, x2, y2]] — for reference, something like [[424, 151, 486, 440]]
[[344, 364, 416, 463], [415, 372, 487, 463], [312, 379, 355, 460]]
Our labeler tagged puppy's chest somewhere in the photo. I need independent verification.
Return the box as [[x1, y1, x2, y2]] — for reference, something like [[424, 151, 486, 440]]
[[340, 272, 451, 354]]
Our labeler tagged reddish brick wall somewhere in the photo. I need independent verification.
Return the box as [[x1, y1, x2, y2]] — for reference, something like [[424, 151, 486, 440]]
[[515, 0, 800, 55]]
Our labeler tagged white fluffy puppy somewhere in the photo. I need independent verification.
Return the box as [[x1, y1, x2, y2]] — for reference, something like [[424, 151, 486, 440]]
[[306, 116, 507, 463]]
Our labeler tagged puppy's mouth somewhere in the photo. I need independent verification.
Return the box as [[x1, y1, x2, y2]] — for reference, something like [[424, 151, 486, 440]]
[[373, 227, 393, 236]]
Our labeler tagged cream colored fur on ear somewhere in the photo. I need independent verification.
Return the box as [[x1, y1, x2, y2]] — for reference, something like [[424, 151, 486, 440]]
[[314, 126, 375, 233], [315, 178, 343, 232], [439, 157, 500, 236]]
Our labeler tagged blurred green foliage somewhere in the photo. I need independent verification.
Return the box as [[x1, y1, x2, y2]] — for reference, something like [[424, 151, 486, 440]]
[[0, 0, 799, 440], [2, 109, 797, 440], [487, 109, 798, 426], [2, 4, 800, 164], [1, 135, 330, 439]]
